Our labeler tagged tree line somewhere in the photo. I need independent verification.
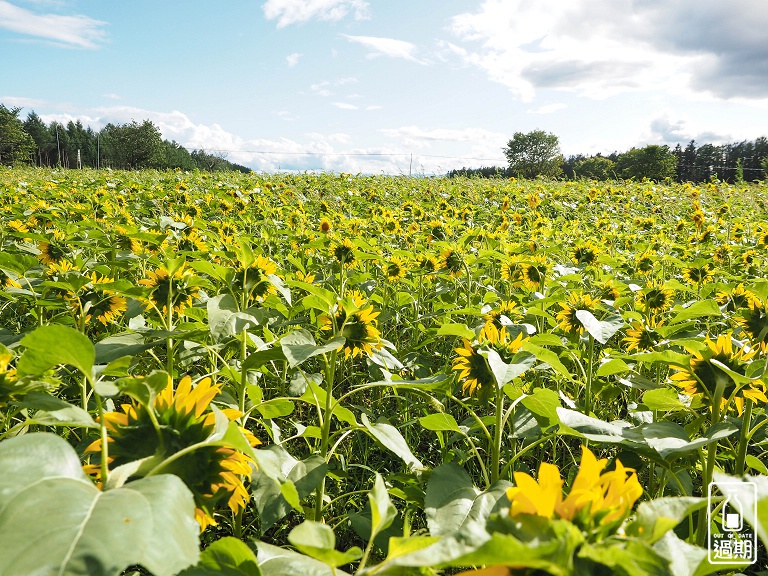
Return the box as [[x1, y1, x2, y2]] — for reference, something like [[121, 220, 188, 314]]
[[448, 129, 768, 183], [0, 104, 250, 172]]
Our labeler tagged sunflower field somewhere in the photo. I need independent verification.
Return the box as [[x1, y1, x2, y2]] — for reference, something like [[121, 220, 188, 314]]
[[1, 166, 767, 576]]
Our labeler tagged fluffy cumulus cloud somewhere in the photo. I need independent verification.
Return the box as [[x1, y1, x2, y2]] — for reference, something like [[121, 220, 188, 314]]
[[262, 0, 368, 28], [449, 0, 768, 101], [0, 0, 106, 48]]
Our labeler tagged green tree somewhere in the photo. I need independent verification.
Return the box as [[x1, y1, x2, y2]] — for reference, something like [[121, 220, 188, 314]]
[[616, 145, 677, 182], [23, 111, 56, 166], [0, 105, 36, 165], [100, 119, 164, 169], [573, 156, 616, 180], [503, 130, 563, 179]]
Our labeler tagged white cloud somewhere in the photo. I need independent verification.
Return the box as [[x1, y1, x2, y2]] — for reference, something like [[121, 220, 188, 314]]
[[0, 0, 106, 48], [528, 103, 567, 114], [102, 93, 121, 100], [342, 34, 424, 64], [449, 0, 768, 101], [262, 0, 368, 28], [333, 102, 358, 110], [286, 52, 302, 67]]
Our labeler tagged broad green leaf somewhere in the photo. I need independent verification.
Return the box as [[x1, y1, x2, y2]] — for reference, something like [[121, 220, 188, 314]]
[[368, 473, 397, 541], [631, 350, 691, 368], [287, 521, 362, 568], [419, 412, 460, 432], [575, 310, 624, 344], [254, 398, 295, 419], [480, 348, 536, 388], [18, 324, 95, 380], [252, 541, 351, 576], [669, 299, 721, 324], [596, 358, 631, 377], [642, 388, 687, 412], [626, 497, 706, 544], [437, 323, 475, 340], [0, 433, 199, 576], [577, 539, 670, 575], [281, 329, 344, 368], [249, 445, 328, 534], [18, 392, 97, 428], [242, 347, 286, 371], [180, 537, 261, 576], [425, 462, 511, 537], [365, 374, 453, 394], [94, 332, 164, 364], [520, 387, 561, 429], [361, 414, 423, 471], [522, 342, 574, 380], [653, 530, 745, 576]]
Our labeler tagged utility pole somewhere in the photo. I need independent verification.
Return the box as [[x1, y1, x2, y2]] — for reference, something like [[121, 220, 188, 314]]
[[55, 124, 61, 167]]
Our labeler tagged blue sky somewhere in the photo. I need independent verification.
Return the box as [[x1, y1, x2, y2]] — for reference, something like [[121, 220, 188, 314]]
[[3, 0, 768, 174]]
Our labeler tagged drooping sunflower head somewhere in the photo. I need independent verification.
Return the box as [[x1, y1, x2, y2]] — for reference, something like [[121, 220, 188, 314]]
[[74, 273, 127, 326], [521, 255, 549, 290], [416, 254, 439, 275], [479, 301, 520, 343], [571, 241, 600, 266], [440, 248, 465, 277], [623, 318, 663, 352], [139, 264, 200, 316], [716, 284, 760, 313], [319, 291, 382, 359], [500, 255, 526, 286], [712, 244, 731, 265], [742, 249, 759, 267], [634, 250, 656, 275], [556, 291, 600, 335], [635, 280, 673, 314], [383, 256, 408, 282], [452, 338, 495, 398], [331, 238, 357, 268], [85, 374, 260, 530], [735, 301, 768, 347], [233, 255, 279, 302], [671, 334, 767, 415], [38, 231, 69, 265], [681, 261, 714, 286]]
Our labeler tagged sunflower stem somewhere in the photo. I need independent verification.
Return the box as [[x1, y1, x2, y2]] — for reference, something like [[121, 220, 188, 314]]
[[584, 335, 595, 417], [490, 390, 504, 486], [734, 398, 753, 476], [95, 392, 109, 488], [314, 348, 338, 522], [696, 383, 724, 546]]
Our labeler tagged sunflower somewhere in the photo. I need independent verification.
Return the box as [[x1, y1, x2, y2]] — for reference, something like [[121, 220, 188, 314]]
[[623, 318, 663, 352], [594, 279, 623, 302], [634, 251, 656, 275], [416, 254, 439, 274], [506, 445, 642, 530], [500, 255, 526, 286], [521, 255, 548, 290], [635, 280, 673, 314], [320, 291, 383, 360], [716, 284, 760, 313], [571, 241, 600, 266], [742, 249, 759, 267], [177, 229, 208, 253], [479, 301, 520, 343], [112, 226, 142, 254], [440, 248, 465, 277], [139, 264, 200, 316], [735, 301, 768, 348], [556, 291, 600, 335], [681, 262, 714, 286], [319, 217, 332, 234], [37, 231, 69, 265], [758, 230, 768, 249], [383, 256, 408, 282], [427, 220, 448, 242], [452, 338, 495, 398], [671, 334, 767, 415], [233, 255, 279, 302], [85, 374, 260, 531], [72, 273, 127, 326], [331, 238, 357, 268], [712, 245, 731, 265]]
